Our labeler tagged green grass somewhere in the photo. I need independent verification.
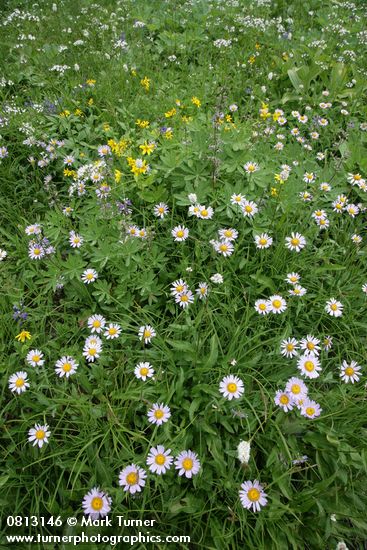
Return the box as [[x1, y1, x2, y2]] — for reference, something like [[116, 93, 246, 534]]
[[1, 0, 367, 548]]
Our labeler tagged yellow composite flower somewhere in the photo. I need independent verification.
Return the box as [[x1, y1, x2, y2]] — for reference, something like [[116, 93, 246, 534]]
[[115, 169, 122, 183], [15, 331, 32, 343], [165, 108, 176, 118], [139, 142, 156, 155], [191, 96, 201, 107], [86, 79, 96, 86], [135, 119, 150, 129], [140, 76, 151, 91]]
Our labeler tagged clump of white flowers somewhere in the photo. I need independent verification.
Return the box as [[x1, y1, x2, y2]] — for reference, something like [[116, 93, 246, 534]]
[[237, 440, 251, 465]]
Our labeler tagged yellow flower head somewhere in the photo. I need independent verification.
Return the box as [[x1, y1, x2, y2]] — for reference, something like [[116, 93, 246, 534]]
[[139, 141, 156, 155], [248, 55, 256, 64], [165, 108, 177, 118], [191, 96, 201, 107], [140, 76, 151, 91], [15, 331, 32, 343], [271, 187, 278, 197], [135, 119, 150, 129], [114, 169, 122, 183], [88, 98, 94, 106], [103, 123, 111, 132], [86, 79, 96, 86]]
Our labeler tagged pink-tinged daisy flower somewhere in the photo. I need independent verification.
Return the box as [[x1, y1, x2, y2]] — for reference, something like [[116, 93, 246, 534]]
[[87, 314, 106, 334], [25, 224, 42, 236], [138, 325, 156, 344], [274, 390, 294, 412], [198, 205, 214, 219], [362, 283, 367, 295], [83, 346, 101, 363], [170, 279, 188, 297], [297, 354, 322, 379], [303, 172, 315, 183], [288, 284, 307, 296], [325, 298, 343, 317], [285, 272, 301, 285], [69, 231, 84, 248], [82, 487, 112, 519], [280, 338, 299, 358], [285, 232, 306, 252], [346, 204, 360, 217], [28, 423, 51, 448], [28, 243, 45, 260], [269, 295, 287, 314], [244, 161, 259, 174], [118, 464, 147, 494], [323, 336, 333, 351], [55, 356, 78, 378], [219, 375, 244, 400], [285, 377, 308, 400], [147, 403, 171, 425], [8, 371, 30, 394], [146, 445, 173, 475], [254, 299, 271, 315], [104, 323, 121, 339], [172, 225, 189, 242], [340, 360, 362, 384], [255, 233, 273, 249], [26, 349, 45, 368], [300, 399, 322, 419], [230, 193, 245, 206], [174, 450, 201, 478], [134, 362, 154, 381], [175, 290, 194, 308], [239, 480, 268, 512], [82, 269, 98, 284], [299, 335, 320, 356]]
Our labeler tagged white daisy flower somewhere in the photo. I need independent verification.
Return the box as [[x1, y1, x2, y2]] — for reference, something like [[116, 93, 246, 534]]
[[138, 325, 156, 344], [285, 272, 301, 285], [289, 285, 307, 296], [244, 161, 259, 174], [55, 356, 78, 378], [218, 228, 238, 241], [325, 298, 343, 317], [241, 200, 258, 218], [210, 273, 223, 284], [28, 423, 51, 448], [323, 336, 333, 351], [320, 182, 331, 192], [0, 248, 7, 261], [254, 233, 273, 249], [280, 338, 299, 358], [239, 480, 268, 512], [174, 450, 201, 478], [219, 375, 244, 400], [26, 349, 44, 367], [170, 279, 188, 296], [274, 390, 294, 412], [351, 234, 362, 244], [153, 203, 169, 218], [303, 172, 315, 183], [196, 282, 209, 299], [25, 224, 42, 236], [84, 335, 103, 349], [147, 403, 171, 425], [104, 323, 121, 339], [254, 299, 271, 315], [28, 243, 45, 260], [172, 225, 189, 242], [269, 295, 287, 314], [69, 231, 84, 248], [8, 371, 29, 394], [213, 240, 234, 257], [285, 232, 306, 252], [134, 362, 154, 381], [340, 360, 362, 384], [118, 464, 147, 494], [230, 193, 245, 206], [81, 269, 98, 284], [146, 445, 173, 475], [285, 377, 308, 400], [362, 283, 367, 294], [299, 335, 320, 356], [297, 354, 322, 379], [198, 205, 214, 219], [300, 399, 322, 419], [87, 314, 106, 334], [175, 290, 195, 308], [83, 346, 101, 363], [82, 487, 112, 519]]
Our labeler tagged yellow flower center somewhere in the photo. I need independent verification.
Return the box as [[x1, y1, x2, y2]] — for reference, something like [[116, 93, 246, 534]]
[[259, 303, 267, 310], [306, 407, 315, 416], [63, 363, 72, 372], [86, 273, 94, 280], [88, 348, 97, 356], [291, 238, 300, 246], [224, 230, 233, 238], [140, 367, 149, 376], [272, 299, 281, 309], [354, 175, 361, 181], [201, 209, 208, 217], [35, 430, 45, 440], [259, 238, 267, 246], [290, 276, 297, 282], [181, 295, 188, 302], [32, 355, 40, 363], [227, 383, 237, 393], [154, 409, 164, 419], [91, 497, 103, 511], [182, 458, 193, 471], [280, 394, 289, 404], [291, 384, 301, 394], [93, 320, 101, 328], [304, 361, 315, 372], [176, 285, 184, 292], [306, 342, 315, 350], [219, 244, 228, 252], [247, 488, 260, 502], [345, 367, 354, 376], [109, 327, 117, 335], [155, 454, 166, 465], [245, 205, 253, 213], [15, 378, 25, 387], [248, 165, 255, 172], [200, 288, 206, 294], [126, 472, 138, 485], [330, 304, 338, 311], [286, 344, 294, 351], [176, 230, 184, 238], [158, 207, 164, 213], [144, 330, 151, 339], [34, 248, 41, 255]]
